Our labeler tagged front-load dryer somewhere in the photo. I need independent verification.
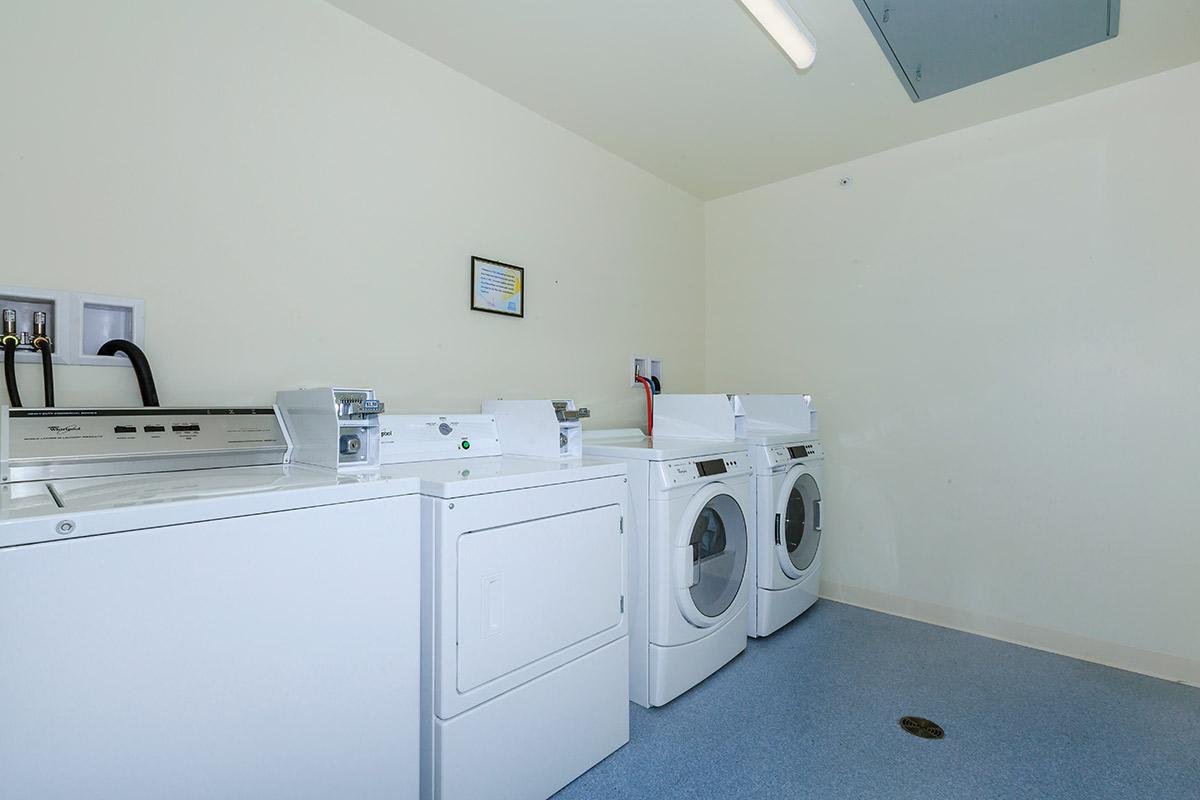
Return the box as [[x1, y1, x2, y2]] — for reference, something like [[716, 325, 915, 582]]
[[747, 434, 825, 637], [380, 414, 629, 800], [584, 430, 752, 708]]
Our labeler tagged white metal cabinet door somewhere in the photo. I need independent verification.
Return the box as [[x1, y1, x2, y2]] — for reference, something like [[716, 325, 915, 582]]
[[433, 476, 627, 719], [0, 496, 421, 800], [456, 504, 624, 692]]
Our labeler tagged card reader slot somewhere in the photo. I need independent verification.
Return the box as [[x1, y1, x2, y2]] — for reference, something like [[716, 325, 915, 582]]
[[46, 483, 65, 509]]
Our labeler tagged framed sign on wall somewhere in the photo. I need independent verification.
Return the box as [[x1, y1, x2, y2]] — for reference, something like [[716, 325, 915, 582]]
[[470, 256, 524, 318]]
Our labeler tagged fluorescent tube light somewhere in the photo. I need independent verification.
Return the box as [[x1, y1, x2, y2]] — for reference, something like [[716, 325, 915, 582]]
[[737, 0, 817, 70]]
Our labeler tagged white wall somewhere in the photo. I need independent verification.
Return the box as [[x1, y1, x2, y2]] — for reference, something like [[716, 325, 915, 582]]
[[706, 62, 1200, 684], [0, 0, 704, 427]]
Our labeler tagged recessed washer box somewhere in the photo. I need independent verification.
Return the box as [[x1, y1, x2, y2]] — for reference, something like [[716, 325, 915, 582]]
[[72, 292, 146, 367], [0, 286, 145, 367], [853, 0, 1120, 101], [0, 286, 70, 364]]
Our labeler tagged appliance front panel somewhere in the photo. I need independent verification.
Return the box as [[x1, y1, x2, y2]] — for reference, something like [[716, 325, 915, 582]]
[[0, 496, 420, 800], [433, 475, 628, 719], [456, 504, 624, 693]]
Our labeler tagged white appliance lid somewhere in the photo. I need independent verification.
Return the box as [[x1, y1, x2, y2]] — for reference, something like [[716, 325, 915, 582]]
[[380, 456, 626, 498], [583, 430, 751, 461], [741, 431, 822, 447], [0, 465, 420, 548]]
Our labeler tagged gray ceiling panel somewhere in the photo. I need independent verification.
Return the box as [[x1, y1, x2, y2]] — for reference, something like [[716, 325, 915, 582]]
[[854, 0, 1121, 101]]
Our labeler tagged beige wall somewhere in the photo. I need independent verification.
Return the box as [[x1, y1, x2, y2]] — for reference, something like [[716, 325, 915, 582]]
[[705, 62, 1200, 683], [0, 0, 705, 427], [6, 1, 1198, 683]]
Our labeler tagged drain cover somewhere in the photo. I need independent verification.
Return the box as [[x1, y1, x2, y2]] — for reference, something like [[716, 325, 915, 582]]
[[899, 716, 945, 739]]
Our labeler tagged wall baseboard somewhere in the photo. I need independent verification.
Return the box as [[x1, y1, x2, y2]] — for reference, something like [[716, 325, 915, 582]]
[[821, 581, 1200, 689]]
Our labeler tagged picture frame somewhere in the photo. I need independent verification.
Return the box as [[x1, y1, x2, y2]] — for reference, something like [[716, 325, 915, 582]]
[[470, 256, 525, 318]]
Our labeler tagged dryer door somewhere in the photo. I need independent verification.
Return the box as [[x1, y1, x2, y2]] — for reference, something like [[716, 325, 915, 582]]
[[775, 466, 822, 580], [673, 483, 748, 628]]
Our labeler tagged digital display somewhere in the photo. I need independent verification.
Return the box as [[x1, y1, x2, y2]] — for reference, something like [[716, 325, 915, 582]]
[[696, 458, 727, 477], [788, 445, 810, 459]]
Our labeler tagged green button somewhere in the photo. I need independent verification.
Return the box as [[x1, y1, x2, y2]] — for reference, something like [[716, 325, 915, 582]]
[[461, 440, 471, 449]]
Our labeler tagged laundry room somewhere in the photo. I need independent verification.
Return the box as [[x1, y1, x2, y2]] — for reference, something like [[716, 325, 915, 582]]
[[1, 1, 1197, 799]]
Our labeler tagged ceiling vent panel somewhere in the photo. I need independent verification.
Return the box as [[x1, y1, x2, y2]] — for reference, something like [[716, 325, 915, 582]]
[[853, 0, 1120, 101]]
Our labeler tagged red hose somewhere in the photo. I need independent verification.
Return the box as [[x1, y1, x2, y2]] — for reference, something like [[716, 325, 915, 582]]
[[634, 375, 654, 436]]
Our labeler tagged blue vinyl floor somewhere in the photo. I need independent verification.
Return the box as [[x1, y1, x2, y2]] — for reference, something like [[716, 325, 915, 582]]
[[554, 600, 1200, 799]]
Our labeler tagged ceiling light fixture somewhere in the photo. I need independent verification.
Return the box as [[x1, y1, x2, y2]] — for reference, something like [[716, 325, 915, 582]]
[[737, 0, 817, 70]]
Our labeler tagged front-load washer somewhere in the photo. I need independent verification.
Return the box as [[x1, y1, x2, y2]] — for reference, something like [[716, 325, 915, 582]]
[[650, 394, 826, 637], [583, 430, 752, 708], [0, 403, 421, 800], [746, 434, 825, 637], [379, 414, 629, 800]]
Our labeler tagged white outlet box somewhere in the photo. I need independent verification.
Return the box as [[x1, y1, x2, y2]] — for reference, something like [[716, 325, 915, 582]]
[[72, 292, 146, 367], [630, 355, 663, 389], [0, 285, 71, 364], [0, 285, 145, 367]]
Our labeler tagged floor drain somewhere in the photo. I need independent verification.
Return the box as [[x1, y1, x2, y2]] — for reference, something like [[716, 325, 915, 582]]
[[899, 716, 945, 740]]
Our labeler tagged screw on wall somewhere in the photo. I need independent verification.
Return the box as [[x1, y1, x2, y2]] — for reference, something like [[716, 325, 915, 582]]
[[839, 177, 852, 188]]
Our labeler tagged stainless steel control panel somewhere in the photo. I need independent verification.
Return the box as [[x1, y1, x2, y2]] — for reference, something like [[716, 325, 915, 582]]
[[1, 407, 288, 483]]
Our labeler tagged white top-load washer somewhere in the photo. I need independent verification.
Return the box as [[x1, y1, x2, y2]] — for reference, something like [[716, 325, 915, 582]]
[[0, 399, 422, 800], [379, 412, 629, 800], [653, 393, 826, 637], [583, 429, 752, 708]]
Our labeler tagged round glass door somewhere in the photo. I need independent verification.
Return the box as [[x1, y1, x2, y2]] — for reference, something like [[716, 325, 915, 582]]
[[779, 472, 821, 576], [686, 493, 748, 619]]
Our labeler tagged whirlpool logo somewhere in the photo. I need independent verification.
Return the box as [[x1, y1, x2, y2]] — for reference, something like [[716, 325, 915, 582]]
[[48, 425, 82, 433]]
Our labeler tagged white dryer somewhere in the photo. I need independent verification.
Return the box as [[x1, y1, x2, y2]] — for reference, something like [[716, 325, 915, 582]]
[[379, 414, 629, 800], [583, 430, 752, 708], [0, 404, 422, 800], [747, 434, 825, 637]]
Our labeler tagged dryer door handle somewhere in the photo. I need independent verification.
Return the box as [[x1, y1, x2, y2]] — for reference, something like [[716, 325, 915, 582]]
[[676, 544, 700, 588], [813, 500, 822, 531]]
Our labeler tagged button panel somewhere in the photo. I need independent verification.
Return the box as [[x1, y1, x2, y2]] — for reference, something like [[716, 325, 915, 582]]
[[5, 409, 287, 473], [656, 453, 750, 490], [766, 441, 825, 468]]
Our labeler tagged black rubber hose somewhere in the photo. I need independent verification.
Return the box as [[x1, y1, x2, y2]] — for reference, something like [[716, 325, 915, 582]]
[[97, 339, 159, 406], [3, 340, 22, 408], [37, 343, 54, 407]]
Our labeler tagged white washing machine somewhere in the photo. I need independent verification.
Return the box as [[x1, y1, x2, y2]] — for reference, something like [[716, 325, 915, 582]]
[[379, 414, 629, 800], [651, 393, 826, 637], [747, 434, 825, 637], [0, 403, 422, 800], [583, 430, 752, 708]]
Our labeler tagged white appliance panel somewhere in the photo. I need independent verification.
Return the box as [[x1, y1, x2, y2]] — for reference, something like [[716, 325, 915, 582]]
[[456, 504, 624, 692], [0, 497, 420, 800], [435, 639, 629, 800], [431, 476, 628, 720]]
